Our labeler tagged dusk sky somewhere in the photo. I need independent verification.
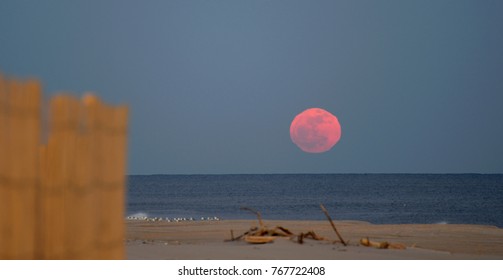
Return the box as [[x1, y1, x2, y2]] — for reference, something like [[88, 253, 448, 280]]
[[1, 1, 502, 174]]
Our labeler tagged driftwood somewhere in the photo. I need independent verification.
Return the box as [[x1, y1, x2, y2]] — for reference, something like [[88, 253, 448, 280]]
[[276, 226, 293, 236], [229, 207, 325, 244], [240, 207, 264, 228], [320, 204, 347, 246], [244, 236, 276, 244], [360, 237, 406, 250], [297, 231, 325, 244], [228, 206, 407, 250], [225, 227, 258, 242], [360, 237, 389, 249]]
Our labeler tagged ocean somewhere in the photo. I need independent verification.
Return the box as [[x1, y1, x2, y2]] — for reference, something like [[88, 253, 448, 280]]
[[127, 174, 503, 227]]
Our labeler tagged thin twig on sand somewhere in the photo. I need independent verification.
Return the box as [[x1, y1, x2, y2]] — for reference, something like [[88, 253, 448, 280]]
[[320, 204, 347, 246]]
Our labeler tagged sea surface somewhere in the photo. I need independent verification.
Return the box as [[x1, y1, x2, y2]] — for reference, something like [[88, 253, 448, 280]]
[[127, 174, 503, 227]]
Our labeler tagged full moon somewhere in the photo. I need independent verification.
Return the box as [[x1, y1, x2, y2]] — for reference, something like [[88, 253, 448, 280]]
[[290, 108, 341, 153]]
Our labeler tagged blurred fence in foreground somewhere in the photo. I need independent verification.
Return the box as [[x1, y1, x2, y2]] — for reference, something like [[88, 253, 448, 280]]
[[0, 74, 128, 259]]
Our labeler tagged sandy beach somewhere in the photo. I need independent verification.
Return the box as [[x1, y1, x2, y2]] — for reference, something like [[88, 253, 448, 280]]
[[126, 219, 503, 260]]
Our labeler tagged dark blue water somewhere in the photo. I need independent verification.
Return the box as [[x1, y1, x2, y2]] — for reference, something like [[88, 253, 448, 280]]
[[127, 174, 503, 227]]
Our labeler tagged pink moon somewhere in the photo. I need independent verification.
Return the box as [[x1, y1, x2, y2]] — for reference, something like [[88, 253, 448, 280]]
[[290, 108, 342, 153]]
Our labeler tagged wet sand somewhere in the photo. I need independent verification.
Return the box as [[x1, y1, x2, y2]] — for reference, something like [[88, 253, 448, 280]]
[[126, 220, 503, 260]]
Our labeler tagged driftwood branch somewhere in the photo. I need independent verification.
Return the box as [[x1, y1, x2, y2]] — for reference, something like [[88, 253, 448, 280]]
[[228, 206, 335, 246], [275, 226, 293, 236], [240, 207, 264, 228], [320, 204, 347, 246], [225, 227, 259, 242], [297, 231, 325, 244]]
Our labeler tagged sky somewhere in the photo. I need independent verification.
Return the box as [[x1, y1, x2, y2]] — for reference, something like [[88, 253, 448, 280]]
[[1, 1, 502, 174]]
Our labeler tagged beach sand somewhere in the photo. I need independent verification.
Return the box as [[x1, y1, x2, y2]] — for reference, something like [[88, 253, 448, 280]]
[[126, 220, 503, 260]]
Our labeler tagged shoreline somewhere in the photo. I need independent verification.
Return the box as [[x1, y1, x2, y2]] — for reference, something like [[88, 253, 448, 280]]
[[126, 219, 503, 260], [125, 215, 503, 228]]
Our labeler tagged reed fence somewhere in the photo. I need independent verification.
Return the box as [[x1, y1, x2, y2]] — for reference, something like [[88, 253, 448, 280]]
[[0, 73, 128, 259]]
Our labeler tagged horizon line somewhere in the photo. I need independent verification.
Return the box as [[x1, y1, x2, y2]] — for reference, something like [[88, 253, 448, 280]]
[[127, 172, 503, 176]]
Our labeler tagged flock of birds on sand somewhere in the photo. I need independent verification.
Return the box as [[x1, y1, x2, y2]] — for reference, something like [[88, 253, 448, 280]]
[[125, 216, 221, 222]]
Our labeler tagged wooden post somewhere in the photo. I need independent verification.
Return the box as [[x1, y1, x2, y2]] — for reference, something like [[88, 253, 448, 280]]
[[36, 144, 47, 259], [83, 95, 103, 258], [84, 95, 127, 259], [58, 96, 80, 259], [70, 97, 95, 259], [0, 74, 6, 258], [90, 99, 128, 259], [108, 105, 128, 259], [4, 79, 41, 259], [39, 95, 79, 259]]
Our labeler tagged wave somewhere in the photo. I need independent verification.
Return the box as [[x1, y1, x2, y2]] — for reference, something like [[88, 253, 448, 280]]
[[129, 212, 148, 218]]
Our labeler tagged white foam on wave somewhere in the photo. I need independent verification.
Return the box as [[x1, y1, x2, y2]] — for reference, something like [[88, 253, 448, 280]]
[[436, 221, 448, 225], [129, 212, 148, 219]]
